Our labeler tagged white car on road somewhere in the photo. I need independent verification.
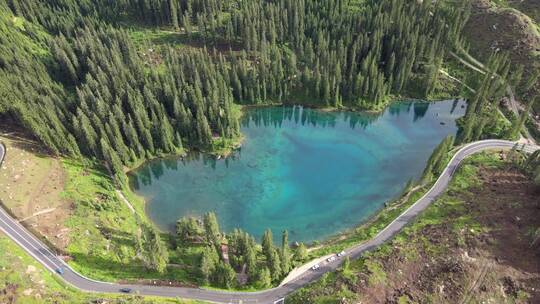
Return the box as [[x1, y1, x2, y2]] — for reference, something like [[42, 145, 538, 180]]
[[327, 256, 336, 263], [337, 251, 346, 257], [311, 264, 320, 270]]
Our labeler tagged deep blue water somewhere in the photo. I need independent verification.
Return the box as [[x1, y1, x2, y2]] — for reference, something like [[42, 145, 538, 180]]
[[129, 100, 466, 242]]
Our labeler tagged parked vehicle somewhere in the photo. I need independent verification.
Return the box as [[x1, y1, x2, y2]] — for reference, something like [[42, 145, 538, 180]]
[[327, 256, 336, 263], [311, 264, 320, 270], [119, 288, 132, 293], [337, 251, 346, 257]]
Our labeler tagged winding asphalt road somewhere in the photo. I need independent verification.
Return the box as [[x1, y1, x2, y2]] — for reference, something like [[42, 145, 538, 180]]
[[0, 140, 538, 303]]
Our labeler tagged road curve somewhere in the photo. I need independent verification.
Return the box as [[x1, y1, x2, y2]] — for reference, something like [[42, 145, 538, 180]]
[[0, 140, 538, 304]]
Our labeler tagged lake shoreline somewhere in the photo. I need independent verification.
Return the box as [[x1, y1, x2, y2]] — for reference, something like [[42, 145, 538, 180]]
[[124, 96, 464, 174], [129, 100, 466, 244]]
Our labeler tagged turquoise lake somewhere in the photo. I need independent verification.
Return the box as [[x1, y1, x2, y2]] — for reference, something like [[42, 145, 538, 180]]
[[129, 100, 466, 242]]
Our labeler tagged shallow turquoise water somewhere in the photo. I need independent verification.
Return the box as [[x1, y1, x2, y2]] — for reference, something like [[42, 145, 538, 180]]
[[130, 100, 466, 242]]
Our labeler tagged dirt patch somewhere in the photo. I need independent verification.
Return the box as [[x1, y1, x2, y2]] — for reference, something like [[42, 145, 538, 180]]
[[136, 31, 244, 67], [464, 0, 540, 111], [349, 164, 539, 303], [0, 126, 71, 250], [0, 283, 18, 304], [472, 169, 539, 273]]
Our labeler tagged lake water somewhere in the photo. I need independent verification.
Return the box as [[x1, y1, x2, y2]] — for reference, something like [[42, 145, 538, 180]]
[[129, 100, 466, 242]]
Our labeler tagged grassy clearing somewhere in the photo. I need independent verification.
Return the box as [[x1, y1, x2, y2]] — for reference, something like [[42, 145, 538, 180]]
[[62, 159, 198, 284], [0, 134, 61, 212], [0, 11, 50, 57], [62, 158, 142, 280], [0, 232, 205, 304], [0, 133, 71, 249], [348, 0, 369, 12], [124, 21, 239, 56], [128, 26, 192, 50]]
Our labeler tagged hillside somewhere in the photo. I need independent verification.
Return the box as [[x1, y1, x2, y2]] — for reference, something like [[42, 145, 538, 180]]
[[0, 0, 538, 303], [0, 0, 473, 171], [462, 0, 540, 112], [288, 152, 540, 303], [2, 0, 533, 170], [0, 231, 205, 304]]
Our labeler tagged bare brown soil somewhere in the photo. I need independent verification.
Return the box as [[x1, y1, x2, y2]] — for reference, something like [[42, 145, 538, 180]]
[[0, 122, 71, 250], [464, 0, 540, 112], [138, 31, 244, 67], [0, 282, 18, 304], [354, 165, 540, 303]]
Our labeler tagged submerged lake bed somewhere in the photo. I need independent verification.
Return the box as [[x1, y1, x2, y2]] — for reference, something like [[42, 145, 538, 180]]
[[130, 100, 466, 242]]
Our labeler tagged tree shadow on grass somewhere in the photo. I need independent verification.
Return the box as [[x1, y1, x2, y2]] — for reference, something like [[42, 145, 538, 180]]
[[62, 158, 112, 181], [1, 131, 53, 159], [68, 250, 198, 284], [97, 225, 138, 249]]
